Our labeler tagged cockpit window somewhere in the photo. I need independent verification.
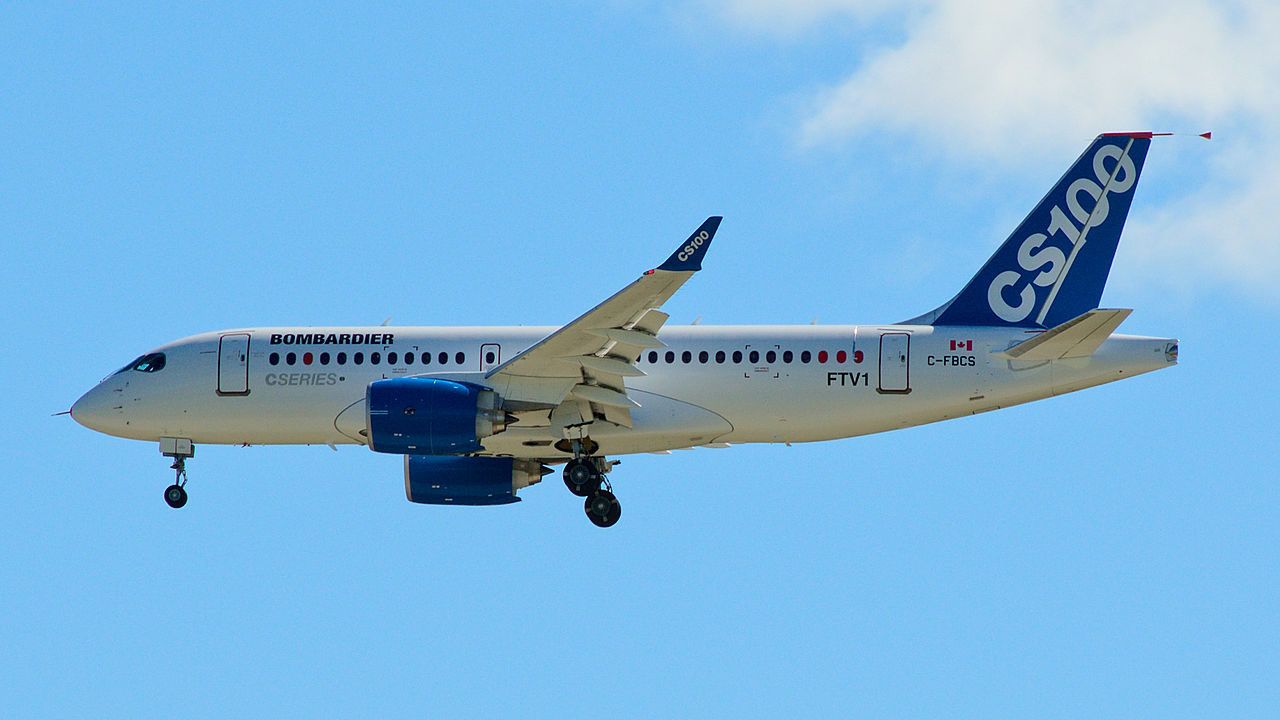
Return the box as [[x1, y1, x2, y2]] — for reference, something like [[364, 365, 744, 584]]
[[116, 352, 167, 374]]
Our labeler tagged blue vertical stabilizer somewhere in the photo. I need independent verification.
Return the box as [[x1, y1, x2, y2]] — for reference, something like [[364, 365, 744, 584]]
[[920, 133, 1152, 328]]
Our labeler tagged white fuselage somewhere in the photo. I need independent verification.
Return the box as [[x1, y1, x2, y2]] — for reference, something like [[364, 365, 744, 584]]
[[71, 324, 1177, 460]]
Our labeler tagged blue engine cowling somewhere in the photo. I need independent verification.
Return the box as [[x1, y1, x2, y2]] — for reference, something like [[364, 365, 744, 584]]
[[404, 455, 547, 505], [367, 377, 508, 455]]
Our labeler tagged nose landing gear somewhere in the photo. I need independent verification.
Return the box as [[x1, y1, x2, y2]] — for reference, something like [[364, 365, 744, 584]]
[[164, 458, 188, 508], [160, 438, 194, 509]]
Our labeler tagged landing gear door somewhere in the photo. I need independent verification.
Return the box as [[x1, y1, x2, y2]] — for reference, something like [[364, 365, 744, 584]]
[[218, 333, 251, 396], [878, 332, 910, 394]]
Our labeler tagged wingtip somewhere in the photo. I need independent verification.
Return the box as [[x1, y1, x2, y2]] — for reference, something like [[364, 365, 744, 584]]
[[657, 217, 721, 272]]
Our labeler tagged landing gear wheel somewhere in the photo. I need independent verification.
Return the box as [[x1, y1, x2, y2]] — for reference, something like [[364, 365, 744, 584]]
[[164, 484, 188, 509], [563, 458, 601, 497], [585, 489, 621, 528]]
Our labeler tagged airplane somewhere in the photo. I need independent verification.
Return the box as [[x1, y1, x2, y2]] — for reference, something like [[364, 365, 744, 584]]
[[71, 132, 1178, 527]]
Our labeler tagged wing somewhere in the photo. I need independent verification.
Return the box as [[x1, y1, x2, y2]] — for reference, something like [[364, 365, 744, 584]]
[[484, 217, 721, 430]]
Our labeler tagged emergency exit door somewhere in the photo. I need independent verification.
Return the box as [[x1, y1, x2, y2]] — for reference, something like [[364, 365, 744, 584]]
[[218, 333, 250, 395], [878, 332, 910, 394], [480, 343, 501, 372]]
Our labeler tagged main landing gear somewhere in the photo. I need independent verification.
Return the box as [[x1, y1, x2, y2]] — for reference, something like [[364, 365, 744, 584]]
[[160, 438, 194, 509], [562, 446, 621, 528]]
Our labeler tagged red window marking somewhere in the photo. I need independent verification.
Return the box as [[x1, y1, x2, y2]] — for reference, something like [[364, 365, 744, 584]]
[[303, 352, 313, 365], [836, 350, 847, 363], [818, 350, 828, 363], [853, 350, 864, 364]]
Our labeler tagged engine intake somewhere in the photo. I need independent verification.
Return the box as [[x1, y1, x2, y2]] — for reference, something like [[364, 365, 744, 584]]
[[367, 377, 509, 455], [404, 455, 546, 505]]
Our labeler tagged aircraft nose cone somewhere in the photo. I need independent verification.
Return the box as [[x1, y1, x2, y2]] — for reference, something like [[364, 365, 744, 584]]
[[71, 382, 121, 435]]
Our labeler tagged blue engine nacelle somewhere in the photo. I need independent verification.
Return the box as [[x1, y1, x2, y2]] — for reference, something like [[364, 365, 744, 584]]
[[404, 455, 548, 505], [366, 377, 509, 455]]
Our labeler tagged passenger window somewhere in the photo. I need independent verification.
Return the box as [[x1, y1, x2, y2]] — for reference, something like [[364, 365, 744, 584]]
[[749, 350, 759, 364], [698, 350, 708, 363], [681, 350, 692, 364], [388, 352, 398, 365], [715, 350, 726, 363], [665, 351, 675, 364], [337, 352, 347, 365], [405, 352, 414, 365], [371, 352, 381, 365], [485, 351, 495, 364], [837, 350, 848, 363], [354, 352, 364, 365], [422, 352, 431, 365], [456, 352, 465, 365], [438, 351, 448, 365], [286, 352, 297, 366], [648, 351, 658, 364], [732, 350, 742, 363], [269, 353, 280, 366], [818, 350, 828, 363], [766, 350, 776, 363], [320, 352, 330, 366], [783, 350, 793, 363], [801, 350, 811, 363]]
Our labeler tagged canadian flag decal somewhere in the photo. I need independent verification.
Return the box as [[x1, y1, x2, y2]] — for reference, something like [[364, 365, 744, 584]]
[[950, 340, 973, 351]]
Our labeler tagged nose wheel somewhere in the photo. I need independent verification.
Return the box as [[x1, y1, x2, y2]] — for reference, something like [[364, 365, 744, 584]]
[[160, 439, 194, 509], [164, 480, 188, 508]]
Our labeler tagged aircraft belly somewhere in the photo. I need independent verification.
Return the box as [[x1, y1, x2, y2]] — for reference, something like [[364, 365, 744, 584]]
[[161, 382, 360, 445], [481, 389, 733, 457]]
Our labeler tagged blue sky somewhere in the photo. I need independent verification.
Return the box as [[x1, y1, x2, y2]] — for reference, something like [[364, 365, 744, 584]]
[[4, 2, 1278, 717]]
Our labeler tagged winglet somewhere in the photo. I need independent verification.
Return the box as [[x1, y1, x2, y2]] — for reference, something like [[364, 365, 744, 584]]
[[657, 216, 722, 272]]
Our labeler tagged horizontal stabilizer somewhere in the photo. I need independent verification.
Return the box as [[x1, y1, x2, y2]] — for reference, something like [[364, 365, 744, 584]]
[[996, 308, 1131, 361]]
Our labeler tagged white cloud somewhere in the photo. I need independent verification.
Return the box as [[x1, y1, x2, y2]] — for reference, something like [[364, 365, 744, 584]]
[[789, 1, 1276, 153], [707, 0, 918, 36], [702, 0, 1280, 299], [1126, 137, 1280, 303]]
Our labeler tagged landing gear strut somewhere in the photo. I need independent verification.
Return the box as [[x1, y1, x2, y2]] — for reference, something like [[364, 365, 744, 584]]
[[160, 438, 193, 509], [562, 439, 621, 527]]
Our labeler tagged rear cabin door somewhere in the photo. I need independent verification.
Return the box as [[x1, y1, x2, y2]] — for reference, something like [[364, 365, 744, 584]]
[[218, 333, 251, 395], [878, 332, 910, 394]]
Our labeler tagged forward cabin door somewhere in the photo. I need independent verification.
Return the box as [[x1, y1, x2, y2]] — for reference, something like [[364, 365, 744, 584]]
[[878, 332, 910, 394], [218, 333, 251, 395]]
